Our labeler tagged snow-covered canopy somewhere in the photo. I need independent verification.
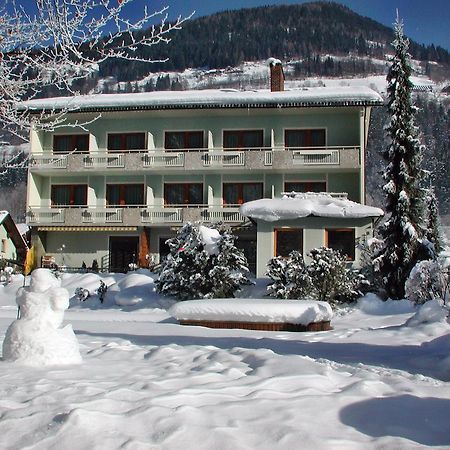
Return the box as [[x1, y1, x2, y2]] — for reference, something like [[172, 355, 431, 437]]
[[19, 86, 383, 113], [240, 193, 384, 222], [0, 210, 9, 224]]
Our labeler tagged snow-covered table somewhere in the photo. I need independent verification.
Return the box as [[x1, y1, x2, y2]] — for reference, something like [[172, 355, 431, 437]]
[[169, 298, 333, 332]]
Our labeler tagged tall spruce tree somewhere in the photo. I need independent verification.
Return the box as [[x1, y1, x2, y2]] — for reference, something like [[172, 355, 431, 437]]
[[376, 17, 427, 299], [425, 186, 443, 254]]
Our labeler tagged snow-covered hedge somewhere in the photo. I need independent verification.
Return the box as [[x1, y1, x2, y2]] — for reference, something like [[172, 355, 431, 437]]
[[156, 223, 252, 300], [169, 298, 333, 325], [267, 247, 367, 306]]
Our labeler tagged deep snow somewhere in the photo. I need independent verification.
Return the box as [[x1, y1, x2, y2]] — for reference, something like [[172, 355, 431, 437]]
[[0, 271, 450, 449]]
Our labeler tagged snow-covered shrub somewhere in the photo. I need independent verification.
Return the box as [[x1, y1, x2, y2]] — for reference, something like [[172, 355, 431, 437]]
[[308, 247, 366, 305], [405, 259, 448, 305], [266, 251, 311, 299], [97, 280, 108, 303], [156, 222, 251, 300], [74, 287, 90, 302], [267, 247, 367, 306]]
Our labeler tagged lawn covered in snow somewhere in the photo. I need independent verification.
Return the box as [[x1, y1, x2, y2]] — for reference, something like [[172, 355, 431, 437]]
[[1, 270, 450, 449]]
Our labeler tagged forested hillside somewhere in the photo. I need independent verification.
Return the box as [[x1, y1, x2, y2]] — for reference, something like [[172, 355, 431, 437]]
[[96, 2, 449, 83]]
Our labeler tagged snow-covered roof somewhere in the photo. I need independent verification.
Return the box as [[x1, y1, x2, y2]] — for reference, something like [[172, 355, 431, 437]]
[[240, 193, 384, 222], [0, 211, 9, 224], [20, 86, 383, 113]]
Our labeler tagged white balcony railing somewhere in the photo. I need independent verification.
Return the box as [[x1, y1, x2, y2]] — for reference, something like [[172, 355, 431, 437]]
[[81, 208, 123, 223], [201, 207, 245, 223], [140, 207, 183, 223], [83, 154, 124, 168], [142, 152, 185, 168], [203, 151, 245, 166], [292, 149, 340, 165], [30, 154, 68, 169], [27, 208, 65, 224]]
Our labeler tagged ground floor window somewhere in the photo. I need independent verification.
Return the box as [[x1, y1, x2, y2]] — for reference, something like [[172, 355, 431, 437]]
[[326, 228, 356, 260], [51, 185, 88, 206], [164, 183, 203, 205], [223, 183, 263, 205], [284, 181, 326, 193], [275, 228, 303, 257], [106, 184, 144, 206]]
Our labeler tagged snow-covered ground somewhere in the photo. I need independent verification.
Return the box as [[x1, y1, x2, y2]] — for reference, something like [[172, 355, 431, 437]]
[[1, 271, 450, 449]]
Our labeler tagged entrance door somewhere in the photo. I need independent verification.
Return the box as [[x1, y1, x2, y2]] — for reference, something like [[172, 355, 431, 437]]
[[109, 236, 139, 272]]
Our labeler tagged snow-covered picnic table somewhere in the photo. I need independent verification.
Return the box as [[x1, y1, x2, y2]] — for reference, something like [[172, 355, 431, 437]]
[[169, 298, 333, 331]]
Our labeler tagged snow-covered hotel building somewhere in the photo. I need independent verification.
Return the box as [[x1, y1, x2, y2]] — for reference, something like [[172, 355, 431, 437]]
[[25, 63, 384, 276]]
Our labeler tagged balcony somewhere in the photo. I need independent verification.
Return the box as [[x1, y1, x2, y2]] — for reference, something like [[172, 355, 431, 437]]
[[26, 205, 248, 227], [29, 146, 361, 173], [29, 154, 68, 169]]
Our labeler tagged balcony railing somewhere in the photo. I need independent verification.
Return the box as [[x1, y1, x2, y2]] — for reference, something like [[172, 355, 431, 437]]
[[141, 207, 183, 223], [30, 154, 68, 169], [202, 151, 245, 166], [292, 149, 340, 165], [26, 204, 249, 226], [81, 208, 123, 223], [201, 206, 245, 223], [83, 154, 124, 168], [142, 152, 185, 168], [29, 145, 360, 171], [27, 208, 65, 224]]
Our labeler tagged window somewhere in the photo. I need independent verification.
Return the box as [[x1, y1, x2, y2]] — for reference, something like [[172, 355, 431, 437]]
[[1, 239, 7, 254], [107, 133, 146, 152], [106, 184, 144, 206], [285, 129, 326, 148], [326, 228, 356, 260], [223, 130, 263, 149], [275, 229, 303, 257], [284, 182, 326, 193], [164, 183, 203, 205], [165, 131, 204, 150], [223, 183, 263, 205], [51, 185, 88, 206], [53, 134, 89, 153]]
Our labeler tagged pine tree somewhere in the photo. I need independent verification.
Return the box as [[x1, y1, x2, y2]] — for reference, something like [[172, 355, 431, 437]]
[[156, 222, 251, 300], [425, 186, 443, 254], [375, 17, 427, 299]]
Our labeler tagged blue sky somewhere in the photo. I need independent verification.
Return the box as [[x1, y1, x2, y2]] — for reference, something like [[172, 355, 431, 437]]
[[146, 0, 449, 50]]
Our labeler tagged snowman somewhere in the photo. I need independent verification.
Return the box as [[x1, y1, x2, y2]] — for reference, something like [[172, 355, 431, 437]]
[[2, 268, 82, 365]]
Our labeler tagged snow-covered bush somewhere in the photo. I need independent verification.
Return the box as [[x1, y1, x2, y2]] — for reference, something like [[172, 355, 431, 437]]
[[405, 259, 448, 305], [308, 247, 366, 305], [267, 247, 367, 306], [156, 222, 251, 300], [74, 287, 90, 302], [266, 251, 311, 299]]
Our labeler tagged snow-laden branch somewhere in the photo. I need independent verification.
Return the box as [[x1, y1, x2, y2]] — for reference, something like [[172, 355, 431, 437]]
[[0, 0, 192, 170]]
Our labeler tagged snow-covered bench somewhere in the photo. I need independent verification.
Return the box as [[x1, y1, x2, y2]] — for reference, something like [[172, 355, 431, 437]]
[[169, 298, 333, 332]]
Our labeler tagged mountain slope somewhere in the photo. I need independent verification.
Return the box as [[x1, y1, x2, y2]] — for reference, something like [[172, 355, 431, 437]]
[[98, 1, 449, 82]]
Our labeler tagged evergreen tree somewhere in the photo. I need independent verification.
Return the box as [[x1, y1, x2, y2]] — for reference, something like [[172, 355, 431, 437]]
[[156, 222, 251, 300], [425, 186, 443, 254], [375, 17, 427, 299]]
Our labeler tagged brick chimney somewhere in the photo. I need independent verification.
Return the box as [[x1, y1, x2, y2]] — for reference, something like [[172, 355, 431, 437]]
[[268, 58, 284, 92]]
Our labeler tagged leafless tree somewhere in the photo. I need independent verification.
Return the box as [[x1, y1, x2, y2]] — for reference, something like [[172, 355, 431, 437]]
[[0, 0, 191, 167]]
